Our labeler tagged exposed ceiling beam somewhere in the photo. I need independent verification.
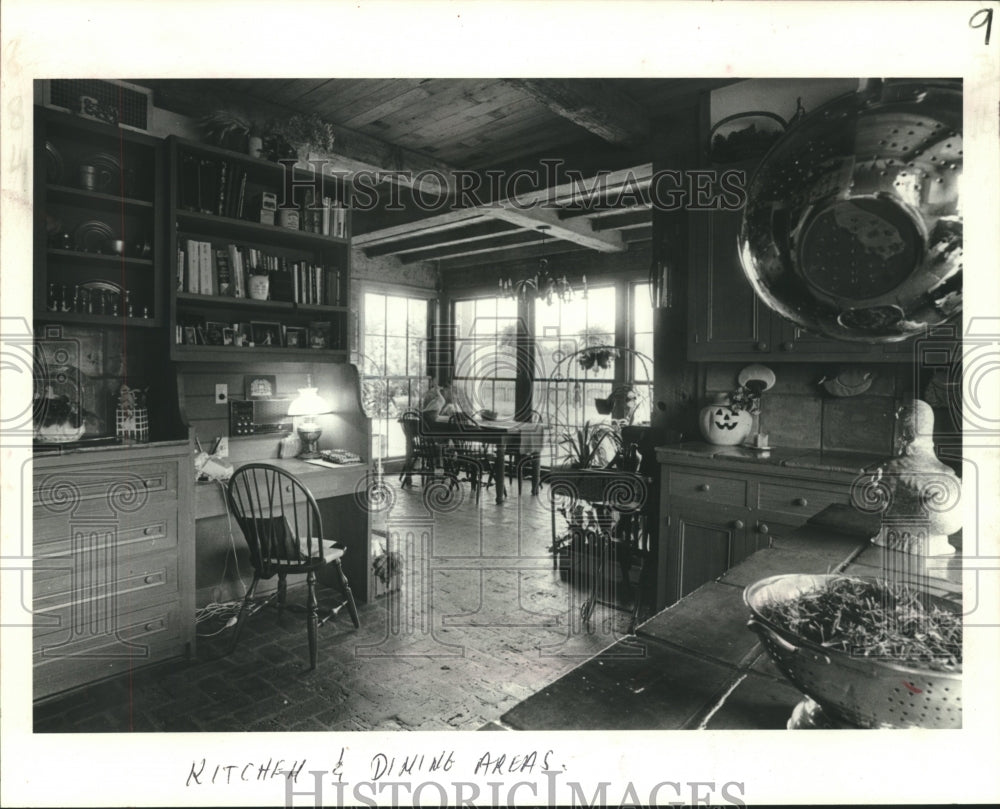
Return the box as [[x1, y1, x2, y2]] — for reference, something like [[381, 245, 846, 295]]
[[591, 209, 652, 231], [136, 79, 463, 196], [399, 231, 540, 264], [353, 210, 487, 247], [507, 79, 651, 147], [486, 207, 623, 252], [363, 221, 520, 258]]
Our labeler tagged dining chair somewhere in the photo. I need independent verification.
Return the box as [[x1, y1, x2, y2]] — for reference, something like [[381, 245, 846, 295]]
[[398, 409, 442, 487], [226, 463, 360, 669], [442, 412, 490, 503]]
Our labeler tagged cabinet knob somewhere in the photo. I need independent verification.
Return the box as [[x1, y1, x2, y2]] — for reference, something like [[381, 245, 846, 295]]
[[732, 519, 745, 530], [143, 526, 158, 535], [696, 483, 711, 492], [758, 522, 770, 534], [755, 341, 768, 351], [793, 497, 808, 507], [144, 621, 162, 632], [781, 341, 794, 351], [143, 574, 157, 584]]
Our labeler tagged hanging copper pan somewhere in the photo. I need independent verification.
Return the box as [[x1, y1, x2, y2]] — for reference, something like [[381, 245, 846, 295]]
[[738, 79, 962, 343]]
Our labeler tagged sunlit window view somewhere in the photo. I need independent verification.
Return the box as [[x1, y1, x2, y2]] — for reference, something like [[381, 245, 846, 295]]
[[452, 296, 519, 419], [361, 292, 430, 458]]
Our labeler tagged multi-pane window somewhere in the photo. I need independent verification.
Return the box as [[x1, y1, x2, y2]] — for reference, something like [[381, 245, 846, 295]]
[[452, 296, 519, 418], [361, 291, 429, 458], [533, 285, 617, 430], [630, 281, 655, 425]]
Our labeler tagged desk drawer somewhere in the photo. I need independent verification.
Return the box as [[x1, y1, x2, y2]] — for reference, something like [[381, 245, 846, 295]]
[[33, 550, 179, 628], [667, 470, 748, 507], [757, 481, 851, 519], [33, 598, 184, 700], [33, 461, 178, 520], [34, 501, 177, 559]]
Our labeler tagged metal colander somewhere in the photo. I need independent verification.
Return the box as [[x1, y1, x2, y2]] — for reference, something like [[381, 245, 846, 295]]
[[744, 573, 962, 729]]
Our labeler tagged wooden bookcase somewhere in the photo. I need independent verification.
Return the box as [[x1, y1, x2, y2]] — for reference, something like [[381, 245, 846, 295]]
[[35, 107, 165, 328], [166, 137, 351, 363]]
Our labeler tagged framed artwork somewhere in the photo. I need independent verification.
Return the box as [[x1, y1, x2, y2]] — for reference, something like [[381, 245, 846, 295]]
[[183, 325, 197, 345], [222, 327, 235, 346], [250, 321, 282, 348], [204, 321, 227, 346], [284, 326, 306, 348], [245, 374, 277, 399], [308, 321, 332, 349]]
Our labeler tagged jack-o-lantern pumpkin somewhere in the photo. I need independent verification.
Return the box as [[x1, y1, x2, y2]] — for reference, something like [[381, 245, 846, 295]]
[[699, 399, 753, 445]]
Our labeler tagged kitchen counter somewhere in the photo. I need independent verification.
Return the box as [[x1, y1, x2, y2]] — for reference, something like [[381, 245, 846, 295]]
[[494, 504, 962, 731], [658, 440, 885, 474]]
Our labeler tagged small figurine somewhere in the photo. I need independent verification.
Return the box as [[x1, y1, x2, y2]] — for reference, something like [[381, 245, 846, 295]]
[[871, 398, 961, 555]]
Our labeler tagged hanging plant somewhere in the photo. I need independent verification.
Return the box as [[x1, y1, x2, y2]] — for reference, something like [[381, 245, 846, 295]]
[[265, 113, 337, 161], [577, 345, 619, 371]]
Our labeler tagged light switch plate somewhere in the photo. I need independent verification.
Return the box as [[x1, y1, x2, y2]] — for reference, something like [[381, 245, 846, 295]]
[[215, 384, 228, 404]]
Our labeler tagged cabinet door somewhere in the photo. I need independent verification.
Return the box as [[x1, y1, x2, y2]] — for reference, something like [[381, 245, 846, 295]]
[[664, 504, 750, 604], [772, 319, 878, 358], [688, 208, 772, 360]]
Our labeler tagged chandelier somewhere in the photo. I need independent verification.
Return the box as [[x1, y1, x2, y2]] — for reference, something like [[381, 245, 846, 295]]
[[498, 226, 587, 306]]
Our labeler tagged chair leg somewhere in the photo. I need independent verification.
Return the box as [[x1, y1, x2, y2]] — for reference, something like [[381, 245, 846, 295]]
[[277, 571, 287, 624], [334, 558, 361, 628], [306, 570, 319, 669], [229, 573, 259, 654]]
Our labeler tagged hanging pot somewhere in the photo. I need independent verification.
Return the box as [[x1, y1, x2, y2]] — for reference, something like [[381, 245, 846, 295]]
[[739, 79, 962, 343]]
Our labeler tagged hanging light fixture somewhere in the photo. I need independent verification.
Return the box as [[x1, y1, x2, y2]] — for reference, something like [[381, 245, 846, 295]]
[[498, 225, 587, 306]]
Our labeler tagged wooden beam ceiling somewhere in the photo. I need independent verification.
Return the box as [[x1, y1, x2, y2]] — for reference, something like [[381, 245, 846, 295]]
[[506, 79, 651, 147]]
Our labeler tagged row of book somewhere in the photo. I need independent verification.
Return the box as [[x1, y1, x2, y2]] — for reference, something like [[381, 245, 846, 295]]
[[177, 239, 345, 306], [178, 154, 347, 237]]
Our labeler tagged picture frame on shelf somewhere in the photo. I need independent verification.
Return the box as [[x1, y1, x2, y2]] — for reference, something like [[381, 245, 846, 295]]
[[308, 320, 332, 350], [205, 321, 227, 346], [250, 320, 282, 348], [183, 326, 197, 346], [222, 327, 235, 346], [284, 326, 306, 348], [245, 374, 277, 400]]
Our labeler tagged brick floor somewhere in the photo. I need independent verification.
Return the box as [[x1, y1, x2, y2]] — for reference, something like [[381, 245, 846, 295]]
[[34, 485, 636, 732]]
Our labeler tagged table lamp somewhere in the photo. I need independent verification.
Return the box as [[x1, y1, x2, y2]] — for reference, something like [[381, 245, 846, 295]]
[[287, 379, 331, 459]]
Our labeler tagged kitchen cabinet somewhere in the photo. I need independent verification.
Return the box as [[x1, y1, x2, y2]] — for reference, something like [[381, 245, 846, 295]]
[[32, 442, 195, 700], [656, 445, 869, 605]]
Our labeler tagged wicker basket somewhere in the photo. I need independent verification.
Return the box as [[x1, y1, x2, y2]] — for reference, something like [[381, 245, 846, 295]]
[[115, 405, 149, 443], [744, 573, 962, 729]]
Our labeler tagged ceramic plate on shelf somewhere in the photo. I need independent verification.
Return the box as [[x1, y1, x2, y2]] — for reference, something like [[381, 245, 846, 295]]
[[80, 279, 123, 295], [73, 220, 115, 253], [45, 141, 64, 184]]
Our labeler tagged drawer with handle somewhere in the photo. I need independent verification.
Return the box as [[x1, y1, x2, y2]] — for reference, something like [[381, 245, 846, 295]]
[[33, 599, 183, 700], [756, 481, 851, 519], [33, 461, 178, 519], [667, 470, 748, 507], [33, 551, 179, 629], [33, 501, 177, 558]]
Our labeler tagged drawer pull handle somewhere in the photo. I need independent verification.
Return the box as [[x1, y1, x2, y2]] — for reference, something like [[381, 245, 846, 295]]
[[143, 574, 158, 584], [144, 621, 162, 632], [143, 526, 160, 535], [732, 519, 745, 530], [758, 522, 770, 534], [793, 497, 808, 507], [781, 341, 794, 351], [697, 483, 711, 492], [755, 341, 768, 351]]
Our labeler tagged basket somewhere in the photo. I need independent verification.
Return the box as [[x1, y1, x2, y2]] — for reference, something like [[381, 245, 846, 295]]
[[744, 574, 962, 729], [115, 405, 149, 443]]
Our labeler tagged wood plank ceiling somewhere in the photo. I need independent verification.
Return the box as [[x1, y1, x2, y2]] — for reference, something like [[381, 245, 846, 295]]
[[139, 78, 733, 270]]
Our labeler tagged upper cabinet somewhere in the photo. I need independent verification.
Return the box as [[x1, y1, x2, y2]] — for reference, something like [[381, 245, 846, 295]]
[[166, 138, 352, 363], [35, 108, 165, 328]]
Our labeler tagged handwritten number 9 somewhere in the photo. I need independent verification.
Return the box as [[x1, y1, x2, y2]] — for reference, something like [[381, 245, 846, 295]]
[[970, 7, 993, 45]]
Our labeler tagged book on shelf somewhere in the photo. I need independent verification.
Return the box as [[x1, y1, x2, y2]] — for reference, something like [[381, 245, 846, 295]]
[[215, 248, 232, 296], [185, 238, 201, 294], [198, 241, 213, 296]]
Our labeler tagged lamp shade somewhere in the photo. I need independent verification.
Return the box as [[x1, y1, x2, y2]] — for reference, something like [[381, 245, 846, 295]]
[[287, 387, 331, 418]]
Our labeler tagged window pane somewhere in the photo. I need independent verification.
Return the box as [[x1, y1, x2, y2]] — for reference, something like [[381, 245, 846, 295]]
[[384, 336, 407, 375], [364, 293, 385, 336], [633, 282, 654, 334]]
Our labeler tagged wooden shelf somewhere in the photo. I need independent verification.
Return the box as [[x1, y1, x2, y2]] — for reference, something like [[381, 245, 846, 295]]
[[46, 248, 154, 268], [37, 311, 160, 328], [47, 184, 154, 210], [176, 209, 348, 249], [171, 344, 348, 363], [175, 293, 347, 314]]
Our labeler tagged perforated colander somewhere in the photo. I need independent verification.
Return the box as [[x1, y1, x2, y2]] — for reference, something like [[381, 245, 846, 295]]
[[744, 573, 962, 729]]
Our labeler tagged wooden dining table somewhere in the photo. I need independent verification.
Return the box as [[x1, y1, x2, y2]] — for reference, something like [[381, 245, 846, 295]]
[[423, 415, 545, 504]]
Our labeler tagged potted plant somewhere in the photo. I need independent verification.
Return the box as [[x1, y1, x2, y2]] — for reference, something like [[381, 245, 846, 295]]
[[198, 109, 263, 155], [698, 382, 762, 446], [264, 113, 337, 163], [558, 421, 623, 469], [371, 541, 403, 598]]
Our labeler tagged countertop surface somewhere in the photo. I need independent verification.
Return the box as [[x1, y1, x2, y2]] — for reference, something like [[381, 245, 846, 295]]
[[656, 440, 886, 474], [494, 504, 962, 731]]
